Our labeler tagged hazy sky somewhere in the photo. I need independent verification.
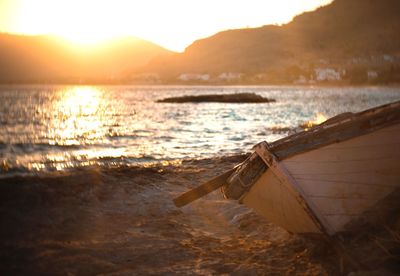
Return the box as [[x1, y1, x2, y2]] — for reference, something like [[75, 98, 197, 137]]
[[0, 0, 332, 52]]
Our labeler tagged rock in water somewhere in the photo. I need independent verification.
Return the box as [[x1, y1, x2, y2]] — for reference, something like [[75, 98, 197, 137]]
[[157, 93, 275, 103]]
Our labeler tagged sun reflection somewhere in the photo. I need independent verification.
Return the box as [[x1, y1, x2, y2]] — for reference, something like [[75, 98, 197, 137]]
[[54, 87, 104, 145], [42, 86, 137, 170], [74, 148, 127, 160], [60, 87, 101, 116], [301, 113, 328, 130]]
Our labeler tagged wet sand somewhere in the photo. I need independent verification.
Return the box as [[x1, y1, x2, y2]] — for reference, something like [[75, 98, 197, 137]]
[[0, 155, 397, 275]]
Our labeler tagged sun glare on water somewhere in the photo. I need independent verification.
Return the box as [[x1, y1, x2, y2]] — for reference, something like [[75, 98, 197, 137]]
[[314, 113, 328, 125], [301, 113, 328, 130], [55, 87, 103, 145]]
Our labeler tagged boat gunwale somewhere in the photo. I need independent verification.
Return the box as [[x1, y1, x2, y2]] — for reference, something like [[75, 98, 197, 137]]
[[269, 100, 400, 160]]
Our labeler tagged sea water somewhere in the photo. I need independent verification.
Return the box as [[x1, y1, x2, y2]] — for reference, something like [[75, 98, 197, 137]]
[[0, 85, 399, 176]]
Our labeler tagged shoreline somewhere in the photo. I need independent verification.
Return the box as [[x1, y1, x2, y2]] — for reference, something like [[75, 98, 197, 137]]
[[1, 83, 400, 89], [0, 154, 341, 275], [1, 154, 397, 275]]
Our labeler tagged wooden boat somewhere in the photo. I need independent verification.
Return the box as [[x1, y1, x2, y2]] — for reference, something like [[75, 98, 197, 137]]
[[174, 100, 400, 236]]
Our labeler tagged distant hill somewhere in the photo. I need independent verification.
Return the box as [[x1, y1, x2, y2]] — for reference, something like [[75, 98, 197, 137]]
[[146, 0, 400, 83], [0, 34, 171, 83], [2, 0, 400, 84]]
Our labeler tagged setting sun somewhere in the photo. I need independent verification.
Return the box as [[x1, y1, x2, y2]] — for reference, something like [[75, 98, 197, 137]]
[[60, 30, 111, 46], [0, 0, 332, 51]]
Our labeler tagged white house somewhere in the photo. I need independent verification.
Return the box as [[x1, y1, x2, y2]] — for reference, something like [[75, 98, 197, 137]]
[[218, 72, 244, 81], [383, 55, 394, 62], [129, 73, 161, 83], [177, 73, 210, 81], [314, 68, 342, 81], [293, 75, 307, 84], [367, 70, 378, 80], [253, 73, 267, 81]]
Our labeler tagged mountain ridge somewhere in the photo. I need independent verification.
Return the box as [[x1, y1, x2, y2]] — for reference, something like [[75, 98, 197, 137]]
[[1, 0, 400, 84], [0, 33, 172, 83], [144, 0, 400, 83]]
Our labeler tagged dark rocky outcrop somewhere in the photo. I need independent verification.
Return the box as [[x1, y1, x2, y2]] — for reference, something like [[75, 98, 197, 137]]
[[157, 93, 275, 103]]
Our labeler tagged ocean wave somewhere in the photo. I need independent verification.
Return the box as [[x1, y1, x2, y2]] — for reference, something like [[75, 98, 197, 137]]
[[13, 143, 82, 150], [0, 155, 179, 178]]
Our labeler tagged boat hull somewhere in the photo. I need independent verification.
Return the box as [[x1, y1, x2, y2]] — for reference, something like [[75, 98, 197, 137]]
[[241, 123, 400, 235]]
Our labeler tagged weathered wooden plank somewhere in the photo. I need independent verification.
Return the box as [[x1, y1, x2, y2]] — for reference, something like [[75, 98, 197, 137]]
[[286, 157, 399, 175], [255, 141, 334, 234], [173, 168, 234, 207], [311, 197, 384, 216], [270, 100, 400, 160], [224, 153, 266, 200], [320, 215, 356, 233], [310, 197, 385, 232], [283, 125, 400, 180], [292, 169, 400, 185], [296, 179, 395, 198], [242, 169, 321, 234], [283, 126, 400, 164]]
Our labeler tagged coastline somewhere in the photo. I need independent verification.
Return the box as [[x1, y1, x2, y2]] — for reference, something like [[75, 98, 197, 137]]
[[1, 82, 400, 88], [1, 154, 399, 274], [0, 154, 341, 275]]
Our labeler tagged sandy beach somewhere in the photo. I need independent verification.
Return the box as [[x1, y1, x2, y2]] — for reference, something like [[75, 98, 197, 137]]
[[0, 154, 350, 275]]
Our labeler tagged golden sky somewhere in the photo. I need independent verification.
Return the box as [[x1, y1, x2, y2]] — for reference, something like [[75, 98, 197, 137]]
[[0, 0, 332, 52]]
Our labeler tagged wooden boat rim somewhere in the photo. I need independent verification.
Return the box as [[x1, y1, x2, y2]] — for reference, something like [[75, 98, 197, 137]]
[[268, 100, 400, 161]]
